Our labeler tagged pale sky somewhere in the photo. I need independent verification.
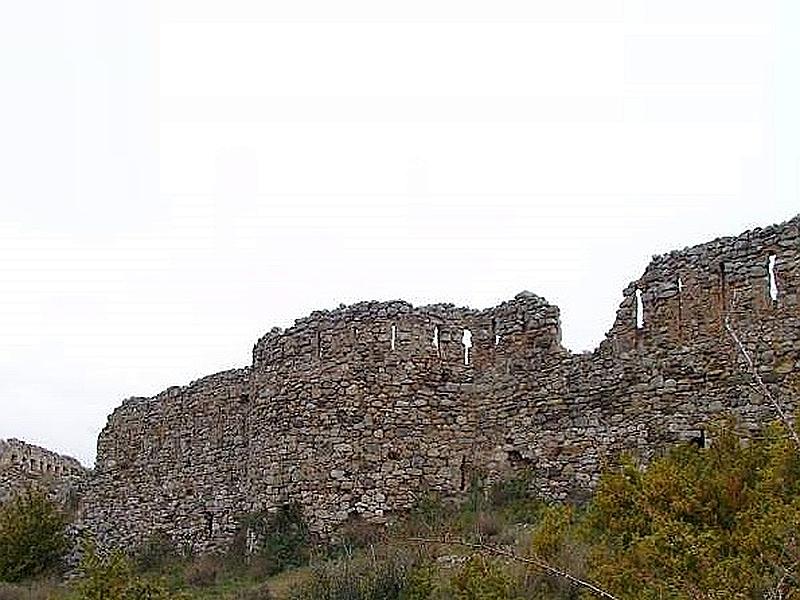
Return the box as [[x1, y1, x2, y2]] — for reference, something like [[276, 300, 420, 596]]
[[1, 0, 798, 466]]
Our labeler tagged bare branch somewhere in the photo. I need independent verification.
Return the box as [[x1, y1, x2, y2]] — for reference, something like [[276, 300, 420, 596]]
[[724, 316, 800, 450], [408, 536, 620, 600]]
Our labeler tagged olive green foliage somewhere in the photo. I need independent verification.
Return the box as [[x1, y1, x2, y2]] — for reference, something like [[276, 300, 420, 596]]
[[133, 529, 182, 574], [0, 581, 62, 600], [69, 542, 187, 600], [184, 555, 223, 588], [403, 473, 542, 545], [288, 419, 800, 600], [287, 550, 415, 600], [579, 422, 800, 599], [450, 555, 516, 600], [332, 515, 389, 558], [7, 422, 800, 600], [0, 488, 67, 582], [230, 504, 311, 577], [232, 582, 274, 599]]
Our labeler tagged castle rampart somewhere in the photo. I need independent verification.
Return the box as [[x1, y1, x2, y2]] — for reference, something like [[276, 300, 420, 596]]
[[0, 439, 86, 504], [73, 215, 800, 553]]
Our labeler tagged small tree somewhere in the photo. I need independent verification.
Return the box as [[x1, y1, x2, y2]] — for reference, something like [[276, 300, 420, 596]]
[[0, 487, 67, 582]]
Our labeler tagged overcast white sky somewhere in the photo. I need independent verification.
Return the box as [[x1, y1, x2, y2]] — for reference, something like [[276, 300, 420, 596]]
[[1, 0, 799, 465]]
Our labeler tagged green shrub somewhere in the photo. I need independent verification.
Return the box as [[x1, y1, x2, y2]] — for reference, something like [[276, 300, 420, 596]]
[[132, 530, 181, 574], [0, 581, 61, 600], [488, 473, 544, 523], [230, 504, 311, 577], [402, 562, 440, 600], [288, 550, 414, 600], [71, 542, 186, 600], [450, 555, 515, 600], [0, 488, 67, 582], [552, 420, 800, 599], [183, 555, 221, 587], [333, 514, 387, 556], [234, 582, 274, 599], [407, 492, 448, 535]]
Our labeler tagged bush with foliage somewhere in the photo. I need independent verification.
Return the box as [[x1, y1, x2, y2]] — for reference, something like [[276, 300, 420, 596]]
[[69, 541, 187, 600], [232, 582, 274, 600], [520, 420, 800, 599], [183, 555, 221, 588], [288, 549, 416, 600], [230, 503, 312, 577], [450, 555, 517, 600], [0, 581, 60, 600], [0, 488, 67, 582], [132, 529, 182, 574], [594, 423, 800, 598]]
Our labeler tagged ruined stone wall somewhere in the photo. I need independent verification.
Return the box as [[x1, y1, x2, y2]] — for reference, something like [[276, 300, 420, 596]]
[[0, 439, 85, 505], [85, 215, 800, 553], [245, 294, 561, 528], [85, 369, 250, 552]]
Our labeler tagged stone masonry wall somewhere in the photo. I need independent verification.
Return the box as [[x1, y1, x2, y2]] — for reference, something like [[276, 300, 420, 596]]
[[85, 215, 800, 553], [0, 438, 86, 505], [85, 369, 250, 552]]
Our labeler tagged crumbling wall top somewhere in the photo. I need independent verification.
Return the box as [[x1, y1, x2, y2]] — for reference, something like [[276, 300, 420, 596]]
[[0, 438, 85, 477], [251, 292, 562, 373], [603, 215, 800, 355]]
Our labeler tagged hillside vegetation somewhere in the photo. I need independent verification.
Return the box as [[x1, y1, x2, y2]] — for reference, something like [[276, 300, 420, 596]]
[[1, 418, 799, 599]]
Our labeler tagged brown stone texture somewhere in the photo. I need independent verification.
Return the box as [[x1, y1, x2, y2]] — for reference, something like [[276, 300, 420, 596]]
[[0, 438, 86, 505], [71, 215, 800, 553]]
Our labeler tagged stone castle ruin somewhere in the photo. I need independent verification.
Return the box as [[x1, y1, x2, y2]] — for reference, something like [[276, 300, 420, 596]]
[[0, 439, 86, 504], [3, 216, 800, 555]]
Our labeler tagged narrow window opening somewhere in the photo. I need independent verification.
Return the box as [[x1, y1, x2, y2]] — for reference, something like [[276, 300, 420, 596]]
[[768, 254, 779, 302], [495, 335, 501, 346], [459, 456, 467, 491], [432, 325, 440, 356], [316, 331, 322, 359], [719, 262, 727, 312], [390, 324, 397, 351], [635, 289, 644, 329], [462, 329, 473, 365]]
